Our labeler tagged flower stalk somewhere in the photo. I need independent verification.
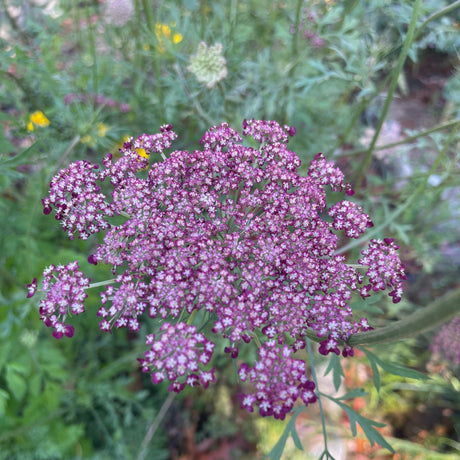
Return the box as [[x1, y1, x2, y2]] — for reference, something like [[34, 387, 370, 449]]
[[348, 286, 460, 346]]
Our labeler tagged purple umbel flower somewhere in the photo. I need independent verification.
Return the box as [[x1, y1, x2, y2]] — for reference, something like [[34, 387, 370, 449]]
[[30, 119, 406, 418]]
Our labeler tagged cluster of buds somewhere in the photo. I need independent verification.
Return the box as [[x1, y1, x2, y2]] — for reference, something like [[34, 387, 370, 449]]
[[187, 42, 228, 88], [28, 119, 406, 418]]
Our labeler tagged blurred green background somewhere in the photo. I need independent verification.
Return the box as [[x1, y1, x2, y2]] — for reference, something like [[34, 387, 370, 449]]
[[1, 0, 459, 458]]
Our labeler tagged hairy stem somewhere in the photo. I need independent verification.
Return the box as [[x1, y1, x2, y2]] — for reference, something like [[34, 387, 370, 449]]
[[348, 286, 460, 345]]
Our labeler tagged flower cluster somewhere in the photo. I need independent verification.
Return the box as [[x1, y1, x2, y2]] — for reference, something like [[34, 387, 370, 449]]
[[27, 110, 50, 132], [32, 262, 90, 339], [290, 7, 325, 48], [154, 23, 183, 53], [430, 317, 460, 367], [29, 119, 406, 418], [104, 0, 135, 26], [238, 341, 317, 420], [188, 42, 227, 88], [328, 200, 373, 238], [138, 322, 215, 393], [358, 238, 406, 303]]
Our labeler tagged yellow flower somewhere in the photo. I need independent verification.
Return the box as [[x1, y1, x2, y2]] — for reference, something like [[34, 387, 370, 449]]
[[136, 148, 148, 159], [81, 134, 93, 145], [27, 110, 50, 132], [97, 122, 109, 138], [154, 22, 182, 53]]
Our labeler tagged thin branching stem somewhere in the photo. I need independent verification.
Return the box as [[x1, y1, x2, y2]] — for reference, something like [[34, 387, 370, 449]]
[[415, 0, 460, 41], [137, 392, 175, 460], [353, 0, 422, 189], [336, 118, 460, 158], [336, 122, 459, 255], [306, 338, 329, 453]]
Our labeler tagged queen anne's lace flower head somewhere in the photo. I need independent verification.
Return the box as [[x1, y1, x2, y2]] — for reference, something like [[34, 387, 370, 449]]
[[188, 42, 228, 88], [30, 119, 406, 419], [105, 0, 135, 26]]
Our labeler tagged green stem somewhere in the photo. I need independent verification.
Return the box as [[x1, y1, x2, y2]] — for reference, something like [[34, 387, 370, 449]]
[[200, 0, 207, 39], [217, 81, 229, 117], [353, 0, 422, 189], [174, 64, 214, 126], [337, 118, 460, 158], [306, 338, 329, 452], [325, 72, 393, 157], [51, 135, 81, 178], [88, 279, 116, 289], [187, 309, 198, 325], [141, 0, 155, 32], [229, 0, 238, 44], [142, 0, 164, 120], [336, 122, 459, 255], [133, 0, 143, 71], [85, 5, 98, 100], [348, 286, 460, 346], [137, 392, 175, 460], [291, 0, 303, 58], [281, 0, 303, 125], [414, 0, 460, 41]]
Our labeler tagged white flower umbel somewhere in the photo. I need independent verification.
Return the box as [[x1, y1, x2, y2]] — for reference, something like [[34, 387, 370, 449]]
[[188, 42, 228, 88]]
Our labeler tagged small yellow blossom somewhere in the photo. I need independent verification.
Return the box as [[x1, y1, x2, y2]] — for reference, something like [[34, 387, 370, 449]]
[[173, 33, 183, 44], [81, 134, 93, 145], [27, 110, 50, 132], [154, 22, 183, 53], [136, 148, 148, 159], [97, 122, 109, 138]]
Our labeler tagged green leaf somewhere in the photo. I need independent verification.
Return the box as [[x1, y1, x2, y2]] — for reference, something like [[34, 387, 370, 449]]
[[335, 388, 368, 400], [0, 388, 10, 417], [339, 401, 394, 452], [361, 348, 429, 381], [266, 407, 304, 460], [360, 348, 382, 392], [0, 141, 41, 169], [28, 373, 43, 398], [0, 341, 12, 372], [325, 394, 394, 453], [349, 294, 385, 314], [290, 416, 303, 451], [5, 365, 28, 401], [324, 353, 344, 392]]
